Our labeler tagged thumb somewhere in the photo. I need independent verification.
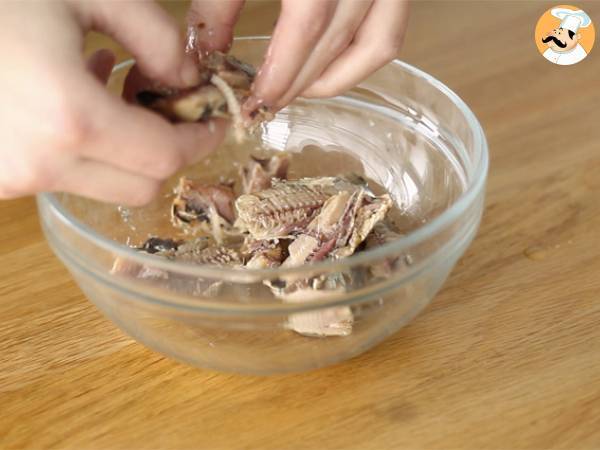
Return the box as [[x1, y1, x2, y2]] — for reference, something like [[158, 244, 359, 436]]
[[78, 2, 200, 87], [187, 0, 245, 53]]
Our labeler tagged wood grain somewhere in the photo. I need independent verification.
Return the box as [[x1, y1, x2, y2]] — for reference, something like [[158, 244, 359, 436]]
[[2, 1, 600, 449]]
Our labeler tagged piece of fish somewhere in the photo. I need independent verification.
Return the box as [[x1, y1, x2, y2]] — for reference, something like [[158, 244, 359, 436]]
[[240, 154, 290, 194], [246, 246, 285, 269], [272, 188, 390, 337], [139, 237, 182, 255], [169, 240, 241, 296], [112, 170, 397, 336], [273, 192, 363, 336], [282, 288, 353, 337], [365, 222, 402, 249], [124, 43, 271, 142], [185, 25, 255, 77], [332, 194, 393, 258], [133, 51, 253, 123], [136, 85, 227, 123], [242, 237, 287, 269], [235, 177, 357, 239], [111, 236, 232, 270], [172, 177, 236, 244], [279, 191, 360, 269], [141, 236, 242, 267], [365, 222, 407, 278], [281, 189, 390, 267], [176, 241, 241, 266], [202, 51, 256, 84], [110, 236, 182, 277], [110, 236, 240, 297]]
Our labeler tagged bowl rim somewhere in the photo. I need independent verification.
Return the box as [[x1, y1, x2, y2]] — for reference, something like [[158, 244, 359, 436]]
[[38, 35, 488, 282]]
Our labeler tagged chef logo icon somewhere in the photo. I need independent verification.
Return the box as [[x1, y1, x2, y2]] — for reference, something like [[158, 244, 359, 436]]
[[535, 5, 595, 65]]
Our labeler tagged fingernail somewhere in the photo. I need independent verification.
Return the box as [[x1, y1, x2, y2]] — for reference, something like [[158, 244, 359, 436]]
[[242, 95, 265, 115], [192, 23, 221, 54], [243, 95, 258, 111], [181, 56, 201, 87]]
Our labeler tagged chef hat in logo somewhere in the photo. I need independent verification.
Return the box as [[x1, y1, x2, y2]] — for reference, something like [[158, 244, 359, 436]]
[[551, 8, 592, 33]]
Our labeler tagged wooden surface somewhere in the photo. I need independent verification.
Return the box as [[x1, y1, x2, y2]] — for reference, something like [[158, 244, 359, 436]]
[[2, 1, 600, 449]]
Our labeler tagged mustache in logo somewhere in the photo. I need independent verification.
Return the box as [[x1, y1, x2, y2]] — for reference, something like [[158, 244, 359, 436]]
[[542, 35, 567, 48]]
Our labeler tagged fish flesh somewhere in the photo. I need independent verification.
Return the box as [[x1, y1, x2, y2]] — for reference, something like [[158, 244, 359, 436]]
[[271, 189, 390, 337], [282, 288, 353, 337], [125, 46, 271, 142], [365, 222, 408, 278], [235, 177, 358, 240], [176, 240, 241, 266], [139, 237, 182, 255], [112, 156, 404, 337], [110, 236, 240, 297], [171, 177, 236, 244], [332, 194, 393, 258], [111, 236, 241, 272], [240, 153, 290, 194], [241, 237, 287, 269], [281, 189, 392, 268], [130, 51, 252, 118]]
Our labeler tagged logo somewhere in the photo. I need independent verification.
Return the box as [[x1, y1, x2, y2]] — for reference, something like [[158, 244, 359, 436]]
[[535, 5, 595, 65]]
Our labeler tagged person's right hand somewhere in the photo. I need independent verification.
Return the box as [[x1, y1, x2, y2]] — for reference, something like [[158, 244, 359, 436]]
[[188, 0, 409, 113], [0, 1, 226, 206]]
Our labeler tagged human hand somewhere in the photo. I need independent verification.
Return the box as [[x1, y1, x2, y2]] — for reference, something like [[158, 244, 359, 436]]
[[0, 1, 225, 206], [188, 0, 409, 112]]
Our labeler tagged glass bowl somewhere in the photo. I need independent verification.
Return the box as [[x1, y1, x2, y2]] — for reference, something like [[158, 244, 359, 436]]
[[37, 37, 488, 374]]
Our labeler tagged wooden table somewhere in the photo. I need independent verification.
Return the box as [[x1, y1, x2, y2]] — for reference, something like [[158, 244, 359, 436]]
[[2, 1, 600, 448]]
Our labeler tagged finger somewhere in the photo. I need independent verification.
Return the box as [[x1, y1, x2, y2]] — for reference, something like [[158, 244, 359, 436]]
[[187, 0, 246, 53], [173, 119, 228, 165], [274, 0, 373, 109], [86, 48, 116, 84], [121, 64, 228, 164], [75, 73, 226, 180], [122, 63, 163, 104], [246, 0, 337, 110], [53, 157, 163, 206], [76, 1, 200, 87], [302, 0, 409, 98]]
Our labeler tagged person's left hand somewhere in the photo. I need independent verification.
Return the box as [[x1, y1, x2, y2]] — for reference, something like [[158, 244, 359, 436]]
[[188, 0, 409, 112]]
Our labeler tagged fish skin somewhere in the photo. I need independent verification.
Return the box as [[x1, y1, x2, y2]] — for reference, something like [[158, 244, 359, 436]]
[[235, 177, 357, 239]]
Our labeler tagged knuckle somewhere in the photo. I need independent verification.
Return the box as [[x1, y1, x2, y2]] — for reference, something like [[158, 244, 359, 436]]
[[379, 42, 401, 63], [130, 182, 161, 206], [0, 173, 18, 198], [0, 149, 64, 196], [12, 160, 48, 194], [153, 152, 183, 179], [48, 99, 93, 153]]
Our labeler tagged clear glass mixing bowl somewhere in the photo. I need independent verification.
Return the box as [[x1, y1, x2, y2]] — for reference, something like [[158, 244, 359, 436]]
[[37, 37, 488, 374]]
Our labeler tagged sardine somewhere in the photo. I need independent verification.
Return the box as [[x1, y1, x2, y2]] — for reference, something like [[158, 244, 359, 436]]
[[365, 222, 406, 278], [282, 288, 353, 337], [172, 177, 236, 244], [235, 177, 357, 239], [133, 51, 253, 124], [240, 153, 290, 194], [333, 194, 393, 258], [281, 189, 391, 267], [110, 236, 240, 297], [242, 237, 287, 269]]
